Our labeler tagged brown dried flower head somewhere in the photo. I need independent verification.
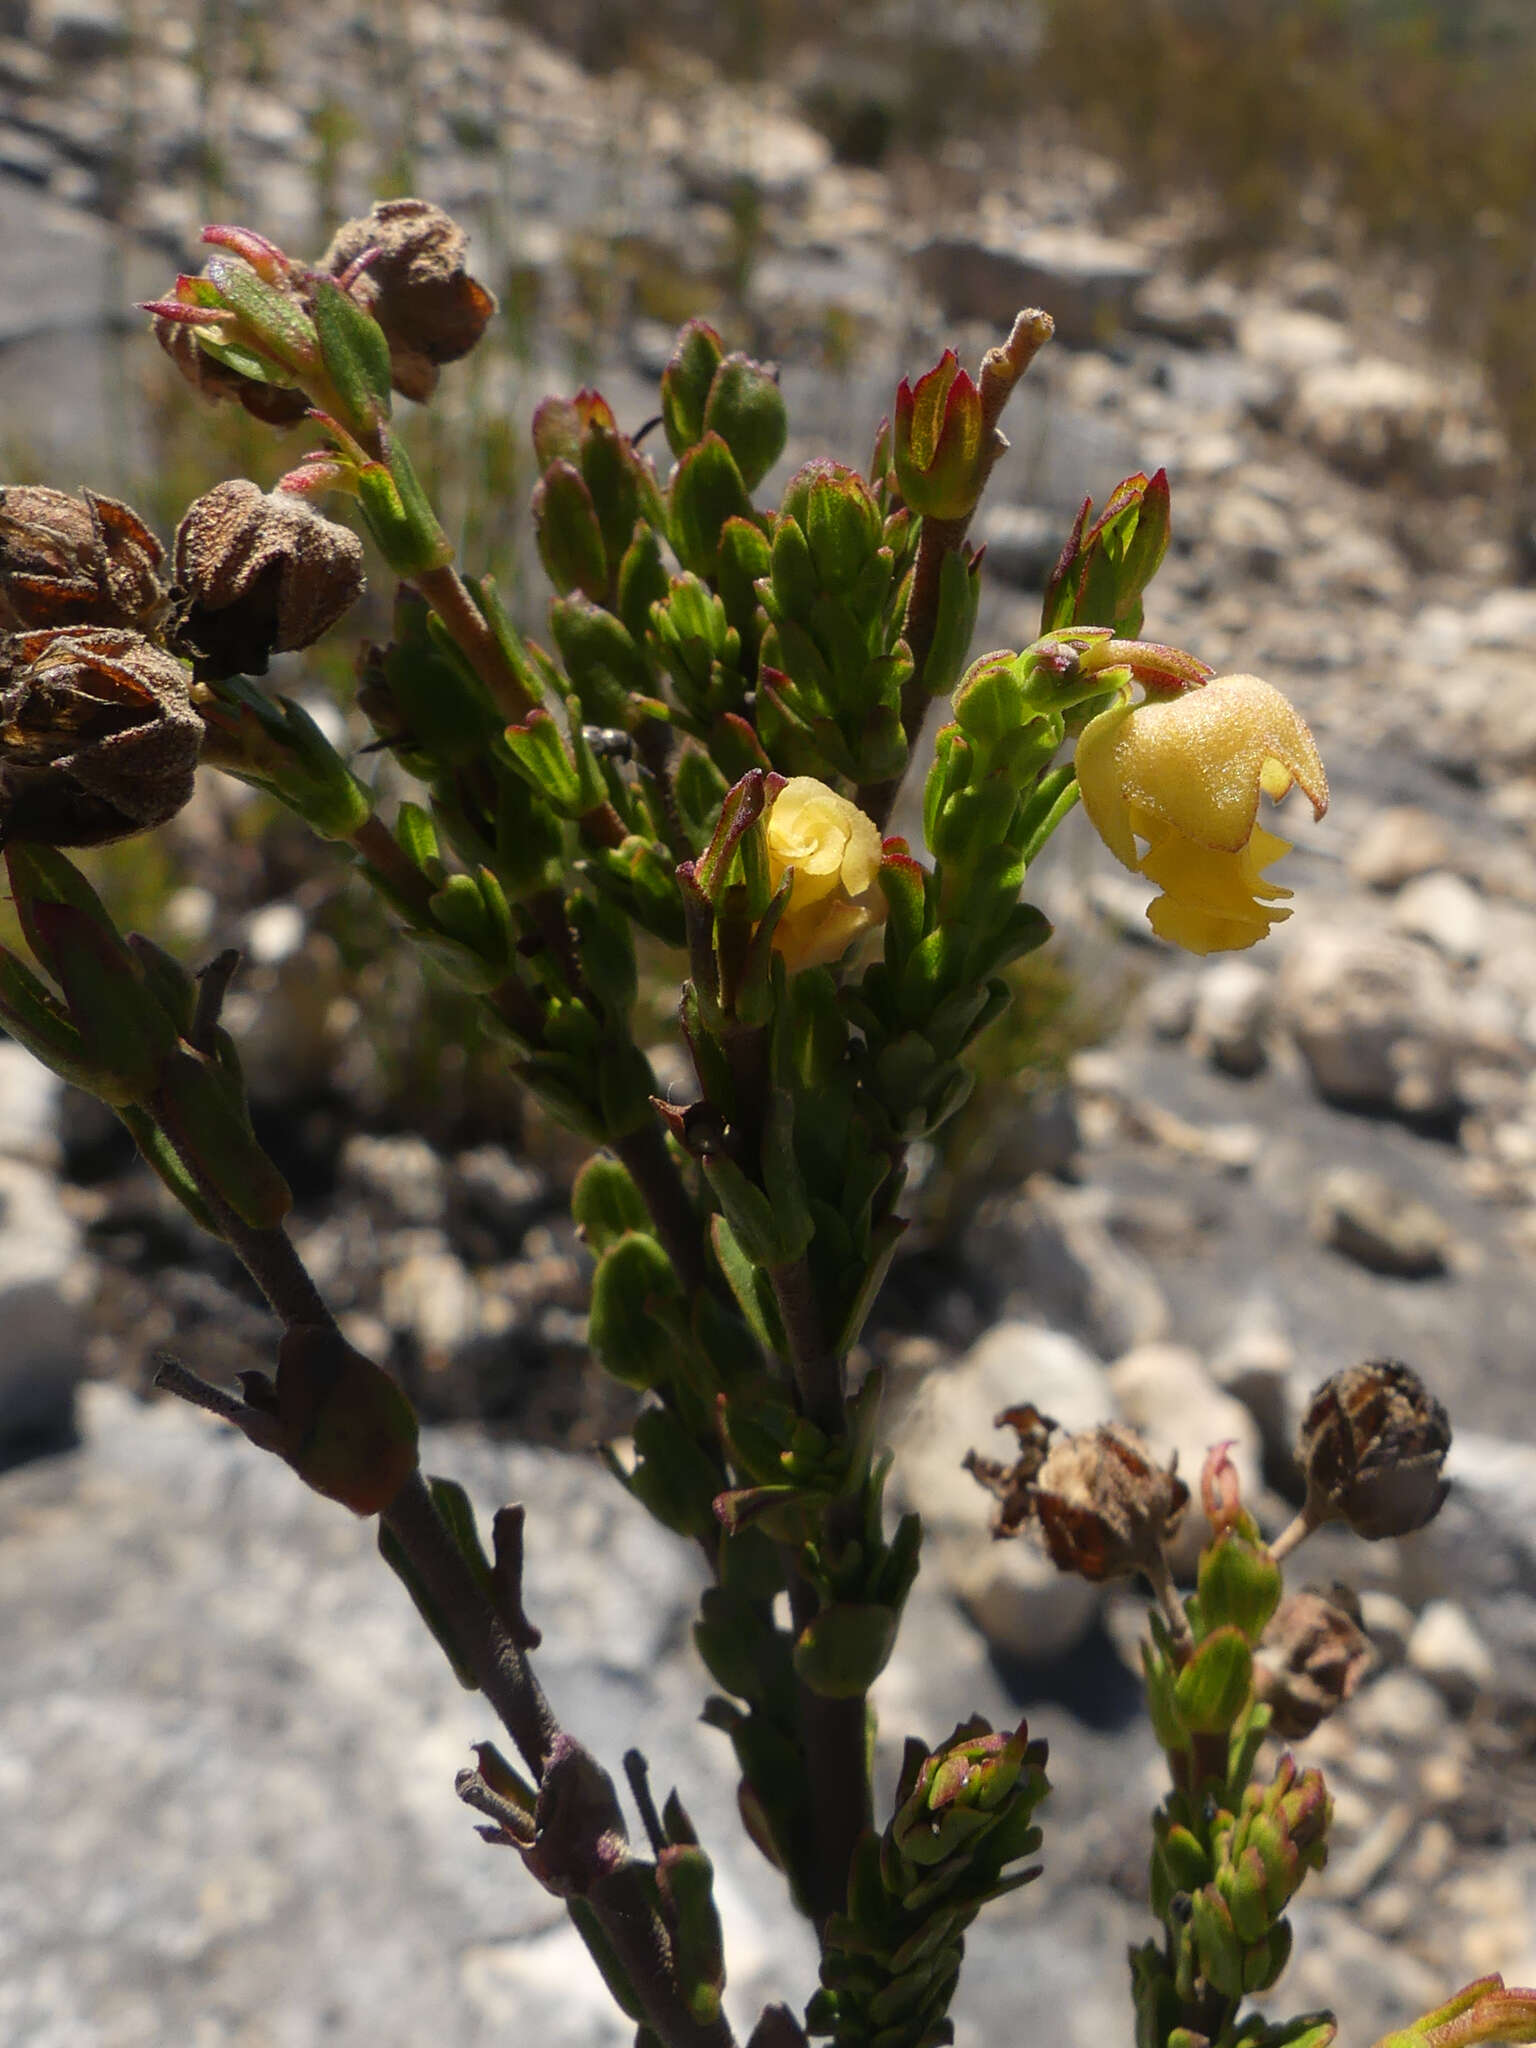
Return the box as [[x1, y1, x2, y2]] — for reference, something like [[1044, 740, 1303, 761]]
[[172, 480, 365, 681], [1255, 1583, 1377, 1740], [0, 487, 169, 636], [1298, 1359, 1451, 1542], [0, 626, 201, 846], [966, 1404, 1189, 1583], [321, 199, 496, 403]]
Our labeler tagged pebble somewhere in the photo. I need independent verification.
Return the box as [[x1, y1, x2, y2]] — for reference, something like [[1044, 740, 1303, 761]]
[[1310, 1165, 1453, 1278], [1391, 871, 1487, 965], [1407, 1599, 1497, 1698], [1350, 1670, 1450, 1747], [1349, 808, 1455, 891]]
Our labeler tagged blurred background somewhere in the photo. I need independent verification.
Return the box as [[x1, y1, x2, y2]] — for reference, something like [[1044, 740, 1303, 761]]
[[4, 3, 1536, 2044]]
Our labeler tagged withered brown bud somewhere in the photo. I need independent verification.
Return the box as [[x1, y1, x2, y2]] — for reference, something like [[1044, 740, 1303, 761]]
[[153, 294, 311, 428], [172, 481, 365, 680], [1297, 1359, 1451, 1542], [0, 487, 169, 636], [1255, 1583, 1377, 1739], [0, 626, 201, 846], [320, 199, 496, 403], [966, 1404, 1189, 1583]]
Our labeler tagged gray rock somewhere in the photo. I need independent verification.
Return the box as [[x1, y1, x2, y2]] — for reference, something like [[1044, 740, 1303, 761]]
[[0, 1385, 818, 2044], [34, 0, 124, 63], [1206, 488, 1293, 581], [1190, 959, 1272, 1077], [971, 500, 1065, 590], [987, 1175, 1170, 1358], [1128, 271, 1239, 348], [890, 1322, 1110, 1661], [1310, 1166, 1452, 1279], [1278, 926, 1464, 1121], [911, 226, 1151, 348]]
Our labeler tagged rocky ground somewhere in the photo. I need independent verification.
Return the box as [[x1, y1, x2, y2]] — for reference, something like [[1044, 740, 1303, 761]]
[[4, 3, 1536, 2044]]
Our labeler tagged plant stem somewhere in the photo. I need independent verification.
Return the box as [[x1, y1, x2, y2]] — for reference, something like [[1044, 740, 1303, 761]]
[[614, 1119, 710, 1298], [768, 1254, 841, 1438], [381, 1469, 561, 1777], [413, 561, 538, 724], [785, 1527, 873, 1931]]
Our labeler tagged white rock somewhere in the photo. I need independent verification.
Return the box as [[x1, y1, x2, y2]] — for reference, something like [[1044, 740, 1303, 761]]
[[1291, 355, 1447, 483], [1357, 1589, 1416, 1665], [991, 1177, 1170, 1358], [890, 1323, 1111, 1661], [0, 1040, 61, 1165], [1105, 1342, 1262, 1573], [1407, 1599, 1496, 1697], [1349, 1669, 1449, 1747], [1349, 807, 1454, 892], [1208, 1293, 1295, 1470], [1236, 305, 1352, 374], [1390, 870, 1486, 966], [379, 1242, 482, 1357]]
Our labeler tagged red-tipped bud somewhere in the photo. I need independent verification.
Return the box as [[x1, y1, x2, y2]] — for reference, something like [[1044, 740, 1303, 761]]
[[892, 349, 991, 522]]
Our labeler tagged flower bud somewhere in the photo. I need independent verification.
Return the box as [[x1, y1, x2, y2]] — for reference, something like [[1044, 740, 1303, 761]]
[[0, 626, 200, 846], [0, 487, 168, 635], [172, 480, 365, 680], [967, 1405, 1189, 1583], [1255, 1584, 1376, 1739], [1297, 1359, 1451, 1542], [320, 199, 495, 403], [148, 251, 315, 425], [893, 350, 992, 522], [763, 775, 886, 972]]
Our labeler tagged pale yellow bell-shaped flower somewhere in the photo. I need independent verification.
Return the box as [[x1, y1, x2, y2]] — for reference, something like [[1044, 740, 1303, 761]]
[[1075, 674, 1328, 954], [764, 775, 885, 972]]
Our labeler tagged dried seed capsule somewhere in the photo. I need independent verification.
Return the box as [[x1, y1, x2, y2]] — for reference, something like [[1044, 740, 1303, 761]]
[[0, 486, 169, 635], [967, 1405, 1189, 1583], [320, 199, 495, 402], [1255, 1583, 1377, 1739], [0, 626, 201, 846], [1297, 1359, 1451, 1542], [172, 480, 365, 680]]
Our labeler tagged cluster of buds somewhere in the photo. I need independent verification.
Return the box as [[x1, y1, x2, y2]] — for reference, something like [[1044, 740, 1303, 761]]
[[148, 203, 494, 425], [808, 1717, 1049, 2048], [1183, 1757, 1332, 2001]]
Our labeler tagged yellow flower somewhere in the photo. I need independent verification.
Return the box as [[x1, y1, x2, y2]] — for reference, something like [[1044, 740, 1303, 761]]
[[764, 775, 885, 972], [1074, 673, 1328, 954]]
